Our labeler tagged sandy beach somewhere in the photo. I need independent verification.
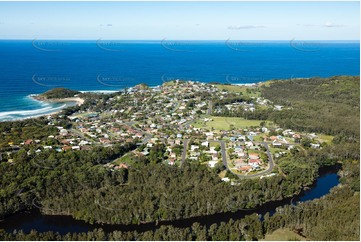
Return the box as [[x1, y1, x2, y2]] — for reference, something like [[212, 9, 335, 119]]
[[10, 96, 86, 121], [0, 93, 86, 122], [43, 97, 85, 106], [31, 95, 85, 106]]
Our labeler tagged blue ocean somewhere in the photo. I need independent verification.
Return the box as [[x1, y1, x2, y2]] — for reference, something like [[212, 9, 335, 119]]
[[0, 40, 359, 121]]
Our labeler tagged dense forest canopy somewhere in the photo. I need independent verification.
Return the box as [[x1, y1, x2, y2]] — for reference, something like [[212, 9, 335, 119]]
[[262, 76, 360, 138], [40, 88, 80, 99]]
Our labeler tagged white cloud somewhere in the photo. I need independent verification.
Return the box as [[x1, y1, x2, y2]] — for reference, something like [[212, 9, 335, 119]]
[[323, 22, 343, 28], [99, 23, 113, 27], [228, 25, 265, 30]]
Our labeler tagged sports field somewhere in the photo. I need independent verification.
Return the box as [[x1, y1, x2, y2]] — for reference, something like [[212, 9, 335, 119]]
[[193, 116, 263, 130]]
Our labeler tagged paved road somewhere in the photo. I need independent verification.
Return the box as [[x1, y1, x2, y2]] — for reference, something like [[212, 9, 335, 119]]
[[124, 121, 152, 145], [212, 140, 276, 179], [219, 140, 228, 168], [207, 100, 213, 115], [179, 139, 276, 178], [70, 128, 100, 145], [170, 100, 181, 113], [181, 139, 189, 166]]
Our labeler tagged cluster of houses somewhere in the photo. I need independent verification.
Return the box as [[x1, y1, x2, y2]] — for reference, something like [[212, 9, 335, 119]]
[[187, 141, 221, 168], [219, 101, 256, 113], [214, 96, 280, 114], [227, 138, 266, 173], [164, 138, 184, 165], [103, 163, 129, 171], [19, 125, 93, 154], [72, 116, 144, 146], [102, 81, 220, 131], [2, 81, 324, 175]]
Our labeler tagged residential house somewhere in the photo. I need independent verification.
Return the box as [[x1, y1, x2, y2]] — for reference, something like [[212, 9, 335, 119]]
[[24, 139, 33, 145], [201, 141, 209, 147], [248, 153, 259, 160], [311, 143, 321, 149], [238, 166, 252, 172]]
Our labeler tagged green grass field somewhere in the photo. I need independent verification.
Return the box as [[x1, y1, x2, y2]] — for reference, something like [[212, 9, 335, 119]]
[[193, 116, 262, 130], [218, 170, 227, 179], [261, 228, 307, 241], [113, 152, 134, 165], [215, 84, 246, 92], [247, 149, 263, 155], [253, 135, 265, 142], [269, 147, 289, 155], [209, 141, 220, 147], [215, 84, 261, 98], [316, 134, 334, 144]]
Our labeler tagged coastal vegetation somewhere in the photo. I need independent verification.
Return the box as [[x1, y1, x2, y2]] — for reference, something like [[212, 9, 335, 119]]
[[0, 149, 321, 225], [0, 162, 358, 240], [263, 76, 360, 138], [39, 88, 81, 99]]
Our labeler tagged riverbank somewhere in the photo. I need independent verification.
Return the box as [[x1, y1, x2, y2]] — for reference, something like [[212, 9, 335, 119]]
[[0, 166, 340, 235]]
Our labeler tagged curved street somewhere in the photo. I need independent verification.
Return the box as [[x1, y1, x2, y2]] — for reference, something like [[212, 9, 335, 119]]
[[222, 141, 275, 179], [181, 139, 276, 179]]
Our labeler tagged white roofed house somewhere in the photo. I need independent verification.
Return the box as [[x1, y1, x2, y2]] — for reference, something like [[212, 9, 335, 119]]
[[205, 132, 214, 140], [59, 129, 68, 136], [234, 146, 243, 152], [274, 105, 283, 111], [310, 143, 321, 149], [248, 131, 257, 136], [272, 141, 282, 147], [142, 148, 150, 156], [237, 135, 247, 141], [245, 141, 253, 148], [261, 127, 268, 133], [201, 141, 209, 147], [221, 177, 230, 182], [211, 152, 218, 161], [79, 140, 90, 146], [208, 160, 218, 168]]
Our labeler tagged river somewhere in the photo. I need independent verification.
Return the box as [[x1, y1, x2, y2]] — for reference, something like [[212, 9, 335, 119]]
[[0, 166, 339, 235]]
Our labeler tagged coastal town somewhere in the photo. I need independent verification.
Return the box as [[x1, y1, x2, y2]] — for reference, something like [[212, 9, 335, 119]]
[[0, 1, 358, 240], [1, 80, 332, 181]]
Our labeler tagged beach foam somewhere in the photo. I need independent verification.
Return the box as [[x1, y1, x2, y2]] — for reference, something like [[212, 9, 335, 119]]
[[0, 104, 67, 121]]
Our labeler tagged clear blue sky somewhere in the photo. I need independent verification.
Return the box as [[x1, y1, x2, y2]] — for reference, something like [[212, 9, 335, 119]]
[[0, 1, 359, 40]]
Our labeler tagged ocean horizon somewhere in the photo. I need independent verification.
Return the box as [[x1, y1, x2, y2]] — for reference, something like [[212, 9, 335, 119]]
[[0, 40, 359, 121]]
